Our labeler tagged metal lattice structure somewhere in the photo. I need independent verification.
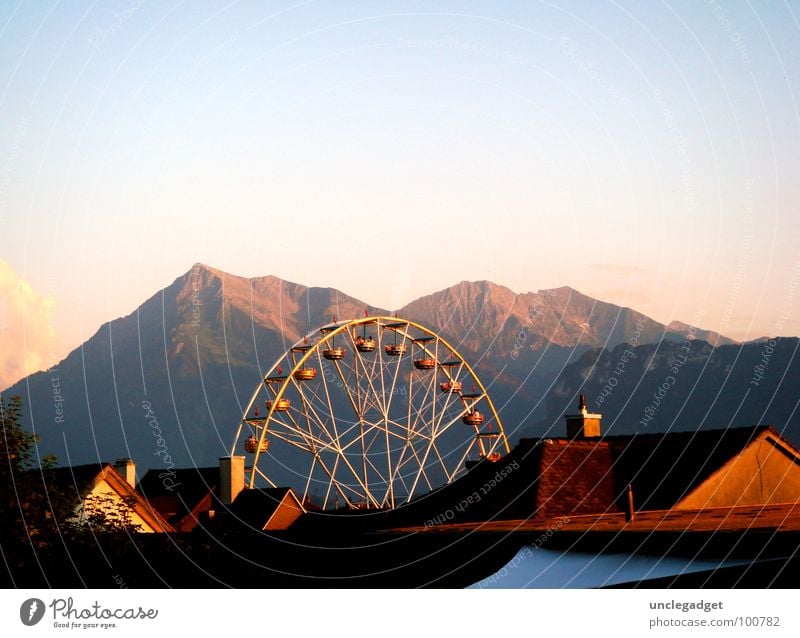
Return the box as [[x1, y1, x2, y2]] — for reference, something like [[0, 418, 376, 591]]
[[231, 316, 509, 509]]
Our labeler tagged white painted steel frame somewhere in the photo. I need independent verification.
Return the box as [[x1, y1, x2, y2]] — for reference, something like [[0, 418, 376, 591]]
[[230, 317, 509, 509]]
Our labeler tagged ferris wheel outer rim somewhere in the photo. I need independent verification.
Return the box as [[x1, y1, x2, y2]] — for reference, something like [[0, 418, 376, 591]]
[[237, 316, 510, 493]]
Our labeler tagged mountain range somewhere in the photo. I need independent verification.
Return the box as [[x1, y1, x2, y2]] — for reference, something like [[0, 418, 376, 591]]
[[5, 263, 798, 476]]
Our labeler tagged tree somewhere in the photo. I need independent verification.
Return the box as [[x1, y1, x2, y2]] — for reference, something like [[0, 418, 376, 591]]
[[80, 493, 143, 534], [0, 396, 65, 582], [1, 396, 148, 586], [0, 395, 62, 535]]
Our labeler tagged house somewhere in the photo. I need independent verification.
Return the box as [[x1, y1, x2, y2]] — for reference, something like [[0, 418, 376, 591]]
[[225, 487, 305, 531], [389, 396, 800, 528], [214, 456, 305, 531], [534, 395, 800, 515], [137, 456, 305, 532], [47, 459, 173, 533], [136, 466, 218, 532]]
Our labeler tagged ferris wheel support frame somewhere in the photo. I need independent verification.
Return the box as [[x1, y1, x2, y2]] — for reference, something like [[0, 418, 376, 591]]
[[231, 316, 510, 508]]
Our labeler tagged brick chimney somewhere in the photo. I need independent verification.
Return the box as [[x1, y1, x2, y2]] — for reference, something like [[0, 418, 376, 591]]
[[565, 395, 602, 438], [219, 456, 245, 505], [113, 458, 136, 487]]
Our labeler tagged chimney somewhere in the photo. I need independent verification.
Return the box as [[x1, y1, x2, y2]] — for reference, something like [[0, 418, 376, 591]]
[[219, 456, 245, 505], [113, 458, 136, 487], [565, 394, 602, 438]]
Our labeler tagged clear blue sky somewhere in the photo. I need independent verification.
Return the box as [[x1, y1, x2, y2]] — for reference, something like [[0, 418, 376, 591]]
[[1, 1, 799, 383]]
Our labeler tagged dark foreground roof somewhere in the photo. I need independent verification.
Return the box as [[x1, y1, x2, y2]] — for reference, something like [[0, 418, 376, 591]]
[[137, 467, 218, 529], [137, 466, 218, 501], [294, 425, 794, 532], [45, 464, 108, 497], [604, 425, 774, 510], [226, 487, 300, 530]]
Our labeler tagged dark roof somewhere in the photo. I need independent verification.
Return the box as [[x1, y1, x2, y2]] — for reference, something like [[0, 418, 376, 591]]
[[137, 467, 218, 527], [137, 467, 217, 501], [520, 425, 775, 513], [227, 487, 299, 530], [45, 464, 109, 500], [605, 425, 772, 510], [352, 425, 786, 531]]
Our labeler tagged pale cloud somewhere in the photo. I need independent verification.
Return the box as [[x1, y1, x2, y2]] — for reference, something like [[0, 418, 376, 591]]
[[0, 259, 56, 390]]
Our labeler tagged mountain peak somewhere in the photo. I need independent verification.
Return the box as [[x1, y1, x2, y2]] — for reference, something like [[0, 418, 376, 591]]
[[173, 262, 230, 291], [187, 262, 222, 277], [447, 279, 518, 298]]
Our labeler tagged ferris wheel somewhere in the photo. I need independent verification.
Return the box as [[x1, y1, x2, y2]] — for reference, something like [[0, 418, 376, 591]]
[[230, 316, 509, 510]]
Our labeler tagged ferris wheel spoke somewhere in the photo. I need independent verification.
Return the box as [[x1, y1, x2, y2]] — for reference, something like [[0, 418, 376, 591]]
[[434, 411, 470, 440], [430, 436, 453, 481], [317, 455, 374, 506], [450, 439, 477, 482], [289, 377, 319, 451], [375, 326, 388, 416], [322, 454, 342, 509], [302, 454, 318, 504], [311, 451, 366, 508], [382, 370, 404, 509], [425, 425, 450, 478], [413, 332, 440, 400], [341, 336, 376, 495], [337, 421, 398, 454], [384, 417, 426, 441], [387, 438, 417, 498], [343, 330, 368, 412], [252, 464, 278, 488], [403, 440, 435, 503], [404, 381, 426, 435], [392, 463, 412, 503], [331, 357, 362, 425], [432, 363, 464, 433], [270, 404, 325, 446], [329, 418, 366, 447], [363, 453, 388, 486], [288, 377, 342, 454], [309, 422, 381, 507], [324, 455, 369, 509], [361, 422, 386, 457], [268, 411, 343, 457], [265, 427, 318, 454], [383, 331, 408, 416], [412, 464, 435, 499], [367, 461, 395, 509], [351, 332, 380, 492], [406, 386, 434, 440], [406, 408, 447, 500], [360, 348, 388, 418]]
